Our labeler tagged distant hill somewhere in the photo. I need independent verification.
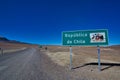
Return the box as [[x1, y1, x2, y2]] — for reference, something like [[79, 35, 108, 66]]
[[109, 45, 120, 50], [111, 45, 120, 47], [0, 36, 29, 44], [0, 36, 9, 41]]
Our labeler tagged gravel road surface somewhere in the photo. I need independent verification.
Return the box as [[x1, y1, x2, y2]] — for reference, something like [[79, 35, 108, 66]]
[[0, 48, 70, 80]]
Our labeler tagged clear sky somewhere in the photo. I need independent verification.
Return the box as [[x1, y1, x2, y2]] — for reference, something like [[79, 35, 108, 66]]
[[0, 0, 120, 45]]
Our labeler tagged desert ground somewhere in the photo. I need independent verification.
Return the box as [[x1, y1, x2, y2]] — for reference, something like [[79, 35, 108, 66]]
[[43, 45, 120, 80], [0, 42, 120, 80], [0, 42, 37, 54]]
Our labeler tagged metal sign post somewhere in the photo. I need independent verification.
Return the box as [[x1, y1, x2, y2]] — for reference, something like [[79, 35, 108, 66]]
[[97, 45, 101, 71], [0, 48, 3, 56], [70, 46, 72, 70]]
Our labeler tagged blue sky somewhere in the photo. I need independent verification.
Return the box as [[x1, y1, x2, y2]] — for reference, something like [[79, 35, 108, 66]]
[[0, 0, 120, 45]]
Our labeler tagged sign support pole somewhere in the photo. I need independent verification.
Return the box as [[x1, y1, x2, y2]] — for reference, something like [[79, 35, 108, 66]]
[[69, 46, 72, 70], [97, 45, 101, 71]]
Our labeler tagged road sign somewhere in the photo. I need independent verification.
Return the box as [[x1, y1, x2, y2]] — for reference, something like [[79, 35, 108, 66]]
[[62, 29, 108, 46]]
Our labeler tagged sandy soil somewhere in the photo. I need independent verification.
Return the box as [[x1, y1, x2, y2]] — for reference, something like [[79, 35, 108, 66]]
[[0, 42, 37, 54], [43, 45, 120, 80], [1, 42, 120, 80]]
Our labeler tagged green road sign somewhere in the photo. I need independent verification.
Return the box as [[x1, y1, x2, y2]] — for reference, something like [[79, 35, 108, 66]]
[[62, 29, 108, 46]]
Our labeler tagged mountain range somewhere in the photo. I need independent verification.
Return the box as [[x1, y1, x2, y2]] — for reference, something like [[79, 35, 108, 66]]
[[0, 36, 29, 44]]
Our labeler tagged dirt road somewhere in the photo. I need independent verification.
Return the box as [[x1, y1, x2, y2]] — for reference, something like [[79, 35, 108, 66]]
[[0, 48, 70, 80]]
